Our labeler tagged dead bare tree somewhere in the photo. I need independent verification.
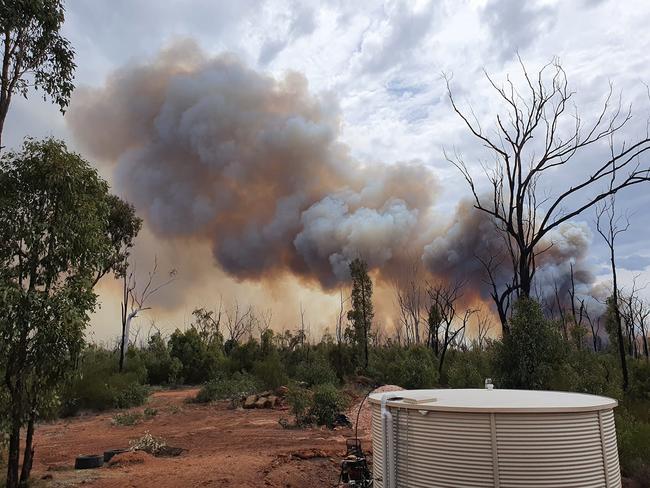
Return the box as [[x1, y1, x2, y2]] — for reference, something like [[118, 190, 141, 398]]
[[427, 281, 477, 374], [191, 299, 223, 345], [584, 304, 602, 352], [120, 257, 177, 371], [335, 289, 349, 345], [475, 312, 494, 350], [596, 194, 631, 390], [395, 283, 425, 346], [446, 58, 650, 334], [224, 301, 254, 343]]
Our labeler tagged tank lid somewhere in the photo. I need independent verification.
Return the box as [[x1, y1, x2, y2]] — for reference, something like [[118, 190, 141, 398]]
[[368, 389, 618, 413]]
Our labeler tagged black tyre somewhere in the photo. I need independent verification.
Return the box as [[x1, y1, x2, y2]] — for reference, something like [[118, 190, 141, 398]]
[[74, 454, 104, 469], [103, 449, 127, 463]]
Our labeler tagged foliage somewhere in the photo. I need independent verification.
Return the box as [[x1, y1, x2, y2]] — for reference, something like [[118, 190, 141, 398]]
[[309, 383, 347, 428], [368, 345, 438, 389], [550, 350, 622, 399], [347, 258, 374, 370], [60, 346, 149, 415], [616, 408, 650, 484], [252, 352, 288, 390], [193, 372, 260, 404], [0, 0, 76, 148], [493, 298, 565, 389], [143, 407, 158, 417], [447, 347, 494, 389], [168, 328, 223, 384], [111, 412, 143, 427], [286, 383, 312, 426], [628, 359, 650, 401], [294, 355, 338, 387], [143, 333, 182, 385], [0, 139, 140, 487]]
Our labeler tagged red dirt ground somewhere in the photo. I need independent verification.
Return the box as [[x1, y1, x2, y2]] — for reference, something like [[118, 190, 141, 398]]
[[32, 388, 372, 488]]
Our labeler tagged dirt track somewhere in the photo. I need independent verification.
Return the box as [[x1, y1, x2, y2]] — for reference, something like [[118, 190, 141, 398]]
[[32, 388, 368, 487]]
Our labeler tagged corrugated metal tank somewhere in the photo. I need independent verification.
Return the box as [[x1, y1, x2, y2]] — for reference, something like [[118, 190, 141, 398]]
[[369, 389, 620, 488]]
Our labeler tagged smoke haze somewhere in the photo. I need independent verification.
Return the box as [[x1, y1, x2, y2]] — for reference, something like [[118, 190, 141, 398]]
[[68, 41, 598, 334]]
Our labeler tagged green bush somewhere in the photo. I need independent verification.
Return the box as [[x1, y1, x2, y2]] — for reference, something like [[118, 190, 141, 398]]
[[144, 407, 158, 418], [448, 347, 494, 388], [168, 328, 224, 384], [111, 411, 143, 426], [294, 355, 338, 386], [194, 372, 260, 404], [143, 333, 182, 385], [369, 345, 438, 389], [59, 347, 150, 416], [494, 298, 565, 390], [550, 350, 622, 399], [309, 383, 347, 428], [616, 407, 650, 484], [252, 352, 288, 389], [286, 383, 312, 426], [629, 359, 650, 402]]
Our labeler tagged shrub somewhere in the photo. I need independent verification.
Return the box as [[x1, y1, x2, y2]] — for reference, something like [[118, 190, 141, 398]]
[[144, 407, 158, 418], [59, 347, 150, 415], [252, 352, 288, 389], [447, 347, 494, 389], [494, 298, 565, 390], [550, 350, 622, 399], [111, 378, 150, 410], [628, 359, 650, 402], [112, 411, 143, 426], [286, 383, 312, 426], [294, 355, 338, 386], [143, 333, 182, 385], [309, 383, 347, 428], [194, 372, 260, 404], [616, 408, 650, 484], [368, 345, 438, 389], [168, 328, 223, 384]]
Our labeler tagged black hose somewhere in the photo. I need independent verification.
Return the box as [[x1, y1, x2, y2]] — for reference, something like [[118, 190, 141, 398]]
[[354, 384, 380, 446]]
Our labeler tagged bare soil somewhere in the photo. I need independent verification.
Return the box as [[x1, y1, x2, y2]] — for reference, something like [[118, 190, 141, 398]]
[[32, 388, 370, 488]]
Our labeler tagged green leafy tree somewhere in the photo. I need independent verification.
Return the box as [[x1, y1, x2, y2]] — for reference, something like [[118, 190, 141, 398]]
[[0, 139, 134, 488], [0, 0, 76, 149], [347, 258, 374, 371], [494, 298, 565, 390]]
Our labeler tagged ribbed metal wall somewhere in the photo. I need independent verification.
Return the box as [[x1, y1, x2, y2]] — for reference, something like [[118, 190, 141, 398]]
[[371, 405, 622, 488]]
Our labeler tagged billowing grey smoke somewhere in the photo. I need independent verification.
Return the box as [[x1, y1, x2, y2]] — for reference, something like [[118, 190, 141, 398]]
[[69, 40, 597, 311], [423, 197, 596, 303], [69, 41, 435, 287]]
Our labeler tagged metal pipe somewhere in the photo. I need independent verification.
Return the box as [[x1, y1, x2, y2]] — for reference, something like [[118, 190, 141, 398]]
[[381, 393, 401, 488]]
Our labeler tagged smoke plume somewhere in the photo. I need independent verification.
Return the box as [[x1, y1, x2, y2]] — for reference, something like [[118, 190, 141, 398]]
[[69, 41, 597, 328]]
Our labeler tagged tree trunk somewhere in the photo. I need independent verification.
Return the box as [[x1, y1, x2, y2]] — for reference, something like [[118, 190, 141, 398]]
[[19, 409, 36, 485], [519, 252, 532, 298], [6, 414, 21, 488], [611, 250, 629, 391]]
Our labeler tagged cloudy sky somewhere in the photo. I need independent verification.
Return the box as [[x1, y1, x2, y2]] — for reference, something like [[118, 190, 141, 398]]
[[5, 0, 650, 341]]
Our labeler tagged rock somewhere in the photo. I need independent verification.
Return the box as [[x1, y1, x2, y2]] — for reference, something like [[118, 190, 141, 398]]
[[255, 397, 269, 409], [275, 386, 289, 397], [259, 390, 272, 397], [243, 395, 258, 409], [267, 395, 279, 407]]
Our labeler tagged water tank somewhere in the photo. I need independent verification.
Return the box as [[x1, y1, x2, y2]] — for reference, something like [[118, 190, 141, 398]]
[[369, 389, 620, 488]]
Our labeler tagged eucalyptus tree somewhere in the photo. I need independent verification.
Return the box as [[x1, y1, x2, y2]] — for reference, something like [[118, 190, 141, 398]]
[[347, 258, 374, 370], [0, 138, 139, 488], [0, 0, 75, 149]]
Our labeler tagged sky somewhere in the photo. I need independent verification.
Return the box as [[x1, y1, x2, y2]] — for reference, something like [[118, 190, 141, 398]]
[[4, 0, 650, 342]]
